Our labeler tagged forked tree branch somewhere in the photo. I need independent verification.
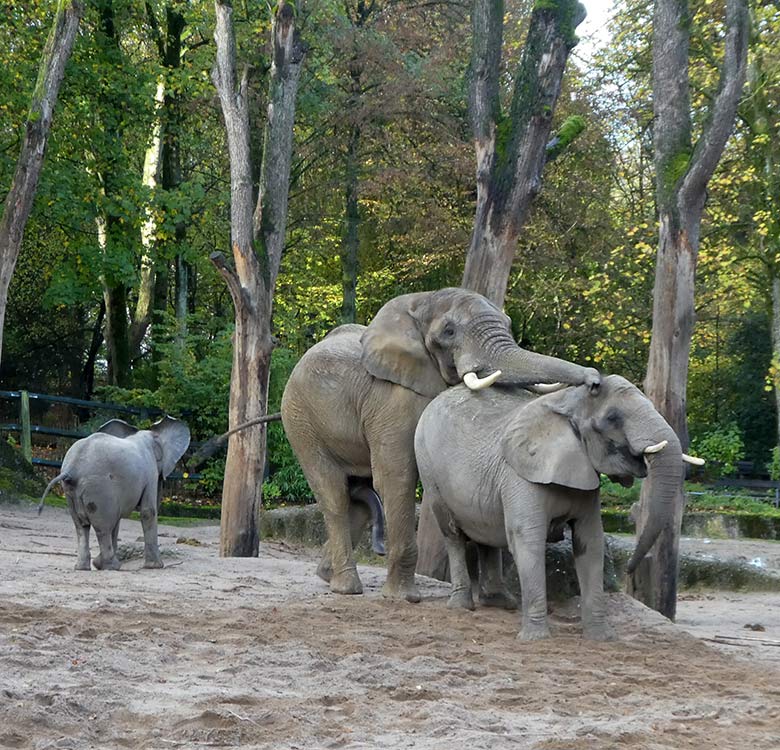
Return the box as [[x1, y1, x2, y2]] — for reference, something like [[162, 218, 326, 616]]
[[680, 0, 749, 207]]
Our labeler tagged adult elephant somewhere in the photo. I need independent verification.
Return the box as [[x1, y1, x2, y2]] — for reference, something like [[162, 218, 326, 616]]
[[415, 376, 699, 639], [281, 288, 600, 601]]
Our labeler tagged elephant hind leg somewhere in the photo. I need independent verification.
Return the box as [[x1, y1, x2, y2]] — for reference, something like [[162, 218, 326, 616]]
[[428, 490, 474, 611], [316, 494, 372, 583], [305, 460, 362, 595], [93, 528, 121, 571], [73, 522, 91, 571]]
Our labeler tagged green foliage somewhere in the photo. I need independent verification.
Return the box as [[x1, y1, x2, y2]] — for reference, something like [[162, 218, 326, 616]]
[[690, 423, 745, 478], [770, 447, 780, 483], [264, 348, 313, 504]]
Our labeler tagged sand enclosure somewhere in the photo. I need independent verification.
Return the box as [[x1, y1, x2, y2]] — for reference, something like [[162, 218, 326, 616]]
[[1, 502, 779, 750]]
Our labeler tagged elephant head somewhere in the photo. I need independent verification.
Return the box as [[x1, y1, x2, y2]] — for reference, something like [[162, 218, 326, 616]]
[[502, 375, 696, 574], [361, 287, 600, 398], [98, 416, 191, 478]]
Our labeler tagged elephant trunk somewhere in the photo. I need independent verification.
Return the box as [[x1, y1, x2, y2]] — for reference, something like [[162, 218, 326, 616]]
[[487, 339, 595, 387], [624, 412, 683, 574]]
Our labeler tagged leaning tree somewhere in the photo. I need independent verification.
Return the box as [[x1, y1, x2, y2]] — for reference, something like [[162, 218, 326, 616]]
[[212, 0, 306, 556], [0, 0, 82, 366]]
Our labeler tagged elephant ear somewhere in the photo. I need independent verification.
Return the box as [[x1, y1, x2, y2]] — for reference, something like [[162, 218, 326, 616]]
[[502, 394, 599, 491], [150, 416, 191, 478], [360, 293, 447, 398], [97, 419, 139, 438]]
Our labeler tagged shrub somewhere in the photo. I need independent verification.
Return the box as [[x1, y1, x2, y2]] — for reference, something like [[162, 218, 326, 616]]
[[689, 423, 745, 478]]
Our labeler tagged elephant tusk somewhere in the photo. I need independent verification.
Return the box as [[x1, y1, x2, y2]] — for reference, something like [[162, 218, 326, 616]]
[[644, 440, 668, 454], [463, 370, 502, 390], [682, 453, 705, 466], [530, 382, 566, 394]]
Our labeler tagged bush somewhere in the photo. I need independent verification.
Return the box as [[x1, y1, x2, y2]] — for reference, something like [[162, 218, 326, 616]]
[[689, 423, 745, 478], [769, 446, 780, 482]]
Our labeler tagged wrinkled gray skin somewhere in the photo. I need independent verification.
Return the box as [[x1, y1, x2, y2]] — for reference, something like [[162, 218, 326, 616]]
[[414, 375, 682, 640], [281, 288, 600, 602], [38, 417, 190, 571]]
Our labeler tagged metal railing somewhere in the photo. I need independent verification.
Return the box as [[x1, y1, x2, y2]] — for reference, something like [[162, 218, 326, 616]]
[[0, 389, 174, 471]]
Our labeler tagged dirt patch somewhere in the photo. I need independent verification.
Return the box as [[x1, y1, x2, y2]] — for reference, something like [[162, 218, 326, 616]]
[[1, 503, 779, 749]]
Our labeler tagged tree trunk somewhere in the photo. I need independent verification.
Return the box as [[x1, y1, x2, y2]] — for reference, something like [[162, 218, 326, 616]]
[[130, 79, 165, 358], [104, 283, 131, 387], [80, 298, 106, 399], [773, 277, 780, 449], [0, 0, 82, 365], [340, 122, 361, 324], [630, 0, 748, 619], [461, 0, 586, 307], [417, 0, 585, 581], [212, 0, 305, 557]]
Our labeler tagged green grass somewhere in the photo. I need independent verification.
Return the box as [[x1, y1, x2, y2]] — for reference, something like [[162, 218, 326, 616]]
[[28, 494, 218, 526]]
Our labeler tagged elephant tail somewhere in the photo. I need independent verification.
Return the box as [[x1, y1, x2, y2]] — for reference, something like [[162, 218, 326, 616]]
[[349, 484, 386, 556], [37, 473, 69, 515]]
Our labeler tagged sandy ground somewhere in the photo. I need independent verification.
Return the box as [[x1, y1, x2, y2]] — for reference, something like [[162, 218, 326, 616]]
[[1, 503, 779, 750]]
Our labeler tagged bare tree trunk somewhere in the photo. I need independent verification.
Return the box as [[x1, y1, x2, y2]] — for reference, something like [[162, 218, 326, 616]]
[[461, 0, 585, 307], [212, 0, 305, 557], [0, 0, 82, 365], [130, 79, 165, 357], [630, 0, 748, 619]]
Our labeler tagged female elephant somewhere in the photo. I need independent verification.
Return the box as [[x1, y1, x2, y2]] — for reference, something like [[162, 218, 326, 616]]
[[38, 417, 190, 571], [281, 287, 600, 602], [414, 375, 700, 640]]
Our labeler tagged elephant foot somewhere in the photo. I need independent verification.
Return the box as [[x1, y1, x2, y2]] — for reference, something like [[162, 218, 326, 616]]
[[330, 568, 363, 595], [93, 556, 121, 571], [316, 556, 333, 583], [582, 622, 616, 642], [447, 588, 475, 611], [74, 560, 90, 571], [518, 620, 551, 641], [143, 559, 164, 569], [382, 579, 421, 604], [478, 590, 518, 611]]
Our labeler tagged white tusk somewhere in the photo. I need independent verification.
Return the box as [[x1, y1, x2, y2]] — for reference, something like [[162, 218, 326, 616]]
[[682, 453, 705, 466], [530, 382, 566, 394], [463, 370, 502, 390], [644, 440, 668, 455]]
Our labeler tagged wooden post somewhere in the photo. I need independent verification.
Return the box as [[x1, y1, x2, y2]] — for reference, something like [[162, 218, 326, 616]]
[[20, 390, 32, 463]]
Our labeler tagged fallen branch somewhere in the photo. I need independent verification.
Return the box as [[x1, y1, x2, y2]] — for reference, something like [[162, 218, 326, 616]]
[[711, 634, 780, 647]]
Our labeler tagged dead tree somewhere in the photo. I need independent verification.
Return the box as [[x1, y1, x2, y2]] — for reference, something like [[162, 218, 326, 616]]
[[0, 0, 82, 365], [461, 0, 586, 307], [211, 0, 305, 556], [629, 0, 748, 619]]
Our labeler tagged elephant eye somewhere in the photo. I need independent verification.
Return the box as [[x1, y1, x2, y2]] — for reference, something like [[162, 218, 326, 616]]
[[441, 324, 455, 339], [604, 408, 623, 427]]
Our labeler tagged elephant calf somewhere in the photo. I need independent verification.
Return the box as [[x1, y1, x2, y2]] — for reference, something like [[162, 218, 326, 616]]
[[39, 417, 190, 571], [415, 376, 700, 641]]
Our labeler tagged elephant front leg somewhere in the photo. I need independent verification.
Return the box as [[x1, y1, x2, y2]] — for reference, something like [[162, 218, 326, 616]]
[[139, 507, 163, 569], [476, 545, 517, 610], [570, 501, 615, 641], [372, 454, 420, 603], [506, 510, 550, 640]]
